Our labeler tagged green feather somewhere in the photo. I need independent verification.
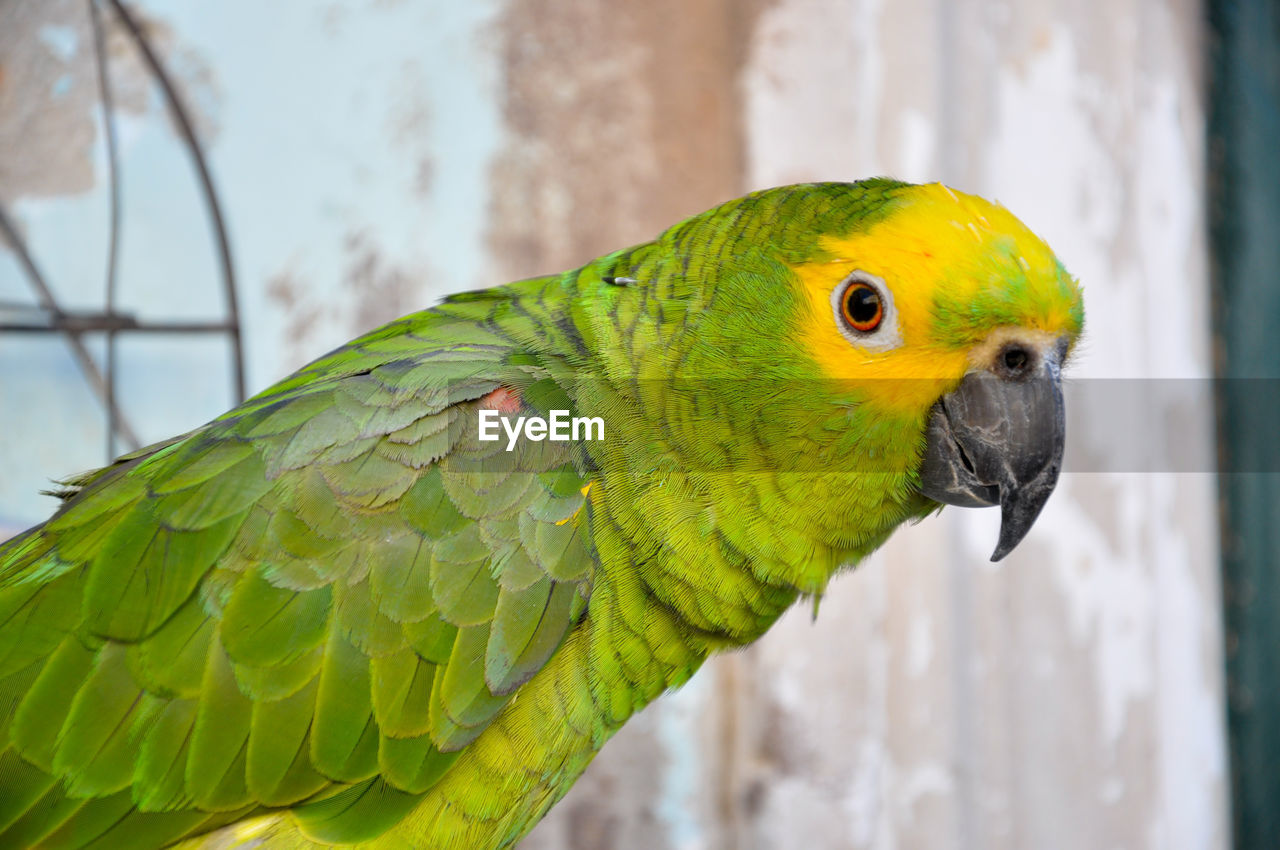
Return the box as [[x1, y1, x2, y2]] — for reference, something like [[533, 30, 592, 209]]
[[72, 807, 217, 850], [520, 510, 591, 582], [0, 787, 90, 848], [84, 511, 241, 640], [0, 574, 80, 678], [0, 660, 41, 748], [134, 698, 198, 811], [35, 790, 134, 850], [334, 578, 404, 657], [486, 577, 577, 696], [377, 736, 460, 794], [286, 467, 356, 542], [0, 747, 56, 832], [433, 626, 506, 745], [148, 438, 255, 495], [246, 677, 325, 805], [320, 446, 417, 509], [440, 467, 536, 522], [399, 466, 468, 538], [265, 506, 347, 562], [484, 577, 551, 694], [429, 526, 498, 627], [12, 636, 95, 770], [185, 642, 252, 810], [43, 472, 145, 535], [219, 570, 331, 668], [232, 645, 322, 702], [155, 454, 272, 531], [403, 615, 457, 665], [383, 411, 459, 470], [126, 596, 214, 700], [292, 777, 423, 844], [52, 643, 146, 797], [310, 630, 377, 782], [367, 532, 435, 623], [371, 648, 435, 738]]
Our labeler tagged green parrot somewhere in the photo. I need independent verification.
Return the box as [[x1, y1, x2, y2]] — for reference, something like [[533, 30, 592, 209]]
[[0, 179, 1082, 849]]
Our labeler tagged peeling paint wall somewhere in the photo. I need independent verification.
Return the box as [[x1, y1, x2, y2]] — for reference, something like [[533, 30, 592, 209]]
[[0, 1, 1225, 848]]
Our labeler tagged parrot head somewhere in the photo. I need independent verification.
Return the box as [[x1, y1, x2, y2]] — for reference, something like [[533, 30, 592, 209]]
[[782, 180, 1084, 560], [604, 179, 1084, 565]]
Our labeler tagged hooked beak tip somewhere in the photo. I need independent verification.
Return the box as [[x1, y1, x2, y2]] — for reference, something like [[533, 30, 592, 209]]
[[917, 346, 1067, 560]]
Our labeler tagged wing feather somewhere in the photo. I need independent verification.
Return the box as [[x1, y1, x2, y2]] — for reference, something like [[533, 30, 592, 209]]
[[0, 298, 599, 846]]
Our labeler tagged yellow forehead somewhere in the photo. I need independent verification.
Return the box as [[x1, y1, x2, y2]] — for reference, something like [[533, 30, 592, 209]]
[[793, 183, 1078, 412]]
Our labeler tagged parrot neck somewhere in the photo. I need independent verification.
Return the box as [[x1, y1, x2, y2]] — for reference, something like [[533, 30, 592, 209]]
[[479, 259, 934, 709]]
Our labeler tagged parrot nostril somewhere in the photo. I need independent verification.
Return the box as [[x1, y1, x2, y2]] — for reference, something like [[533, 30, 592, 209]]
[[998, 344, 1033, 379]]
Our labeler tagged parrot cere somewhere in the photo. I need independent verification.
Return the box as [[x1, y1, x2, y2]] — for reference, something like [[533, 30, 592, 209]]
[[0, 179, 1083, 849]]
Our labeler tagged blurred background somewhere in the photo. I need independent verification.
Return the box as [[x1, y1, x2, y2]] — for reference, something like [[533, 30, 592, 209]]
[[2, 0, 1277, 848]]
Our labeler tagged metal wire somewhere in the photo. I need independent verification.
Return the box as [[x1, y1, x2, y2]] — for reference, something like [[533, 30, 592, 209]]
[[105, 0, 246, 405], [89, 0, 125, 456], [0, 0, 249, 462], [0, 205, 142, 448]]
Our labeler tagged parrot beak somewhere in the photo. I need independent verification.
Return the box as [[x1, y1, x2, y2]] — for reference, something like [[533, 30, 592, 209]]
[[917, 340, 1067, 561]]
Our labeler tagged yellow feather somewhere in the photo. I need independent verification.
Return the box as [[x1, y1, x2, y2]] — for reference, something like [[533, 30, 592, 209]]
[[791, 182, 1078, 415]]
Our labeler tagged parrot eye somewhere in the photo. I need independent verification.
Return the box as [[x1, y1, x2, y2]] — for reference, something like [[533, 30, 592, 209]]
[[830, 270, 901, 352], [840, 283, 883, 332]]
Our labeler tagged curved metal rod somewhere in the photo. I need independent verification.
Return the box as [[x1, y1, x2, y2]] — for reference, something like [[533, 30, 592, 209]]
[[105, 0, 247, 404], [0, 204, 142, 448], [89, 0, 125, 457]]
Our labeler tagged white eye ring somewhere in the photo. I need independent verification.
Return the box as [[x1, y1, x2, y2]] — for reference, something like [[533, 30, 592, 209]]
[[830, 270, 902, 352]]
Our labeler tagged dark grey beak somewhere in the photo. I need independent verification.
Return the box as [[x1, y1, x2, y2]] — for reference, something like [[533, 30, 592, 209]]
[[917, 342, 1066, 561]]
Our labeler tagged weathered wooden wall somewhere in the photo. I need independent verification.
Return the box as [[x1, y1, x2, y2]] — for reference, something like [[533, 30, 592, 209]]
[[0, 1, 1226, 848]]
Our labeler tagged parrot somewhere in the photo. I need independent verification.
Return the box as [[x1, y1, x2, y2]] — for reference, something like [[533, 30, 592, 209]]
[[0, 179, 1083, 849]]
